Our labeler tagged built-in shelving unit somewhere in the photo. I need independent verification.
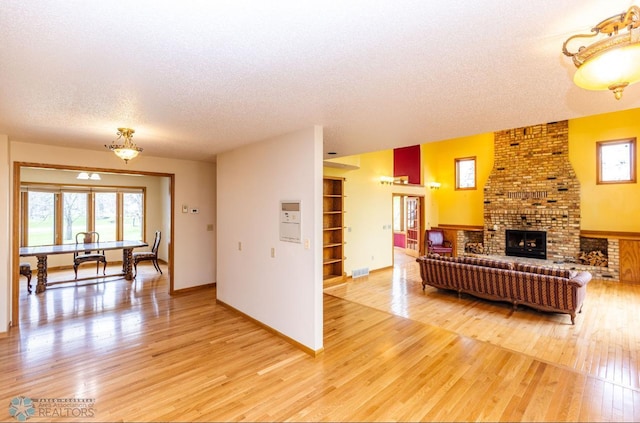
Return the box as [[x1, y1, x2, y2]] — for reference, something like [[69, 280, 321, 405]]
[[323, 176, 345, 284]]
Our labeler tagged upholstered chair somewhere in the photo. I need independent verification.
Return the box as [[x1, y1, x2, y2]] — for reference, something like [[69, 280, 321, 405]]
[[425, 229, 453, 256]]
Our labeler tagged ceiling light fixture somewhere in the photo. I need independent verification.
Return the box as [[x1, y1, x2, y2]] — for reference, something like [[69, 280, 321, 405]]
[[77, 172, 101, 180], [563, 5, 640, 100], [105, 128, 142, 163]]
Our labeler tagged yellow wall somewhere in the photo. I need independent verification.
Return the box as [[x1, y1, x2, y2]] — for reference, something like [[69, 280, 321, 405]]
[[570, 108, 640, 232], [422, 132, 494, 227]]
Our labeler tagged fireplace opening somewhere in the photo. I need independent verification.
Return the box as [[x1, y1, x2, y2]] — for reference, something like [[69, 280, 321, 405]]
[[505, 229, 547, 260]]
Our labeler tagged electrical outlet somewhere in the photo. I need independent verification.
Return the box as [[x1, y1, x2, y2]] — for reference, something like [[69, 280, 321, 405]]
[[271, 247, 276, 258], [238, 242, 242, 251]]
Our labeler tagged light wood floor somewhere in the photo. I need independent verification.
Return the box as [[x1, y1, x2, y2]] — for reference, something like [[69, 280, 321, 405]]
[[1, 257, 639, 421]]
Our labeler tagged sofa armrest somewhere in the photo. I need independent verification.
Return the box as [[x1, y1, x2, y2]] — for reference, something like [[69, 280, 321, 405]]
[[569, 271, 592, 287]]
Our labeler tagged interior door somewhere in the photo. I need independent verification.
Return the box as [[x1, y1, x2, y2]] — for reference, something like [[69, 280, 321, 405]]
[[405, 196, 420, 257]]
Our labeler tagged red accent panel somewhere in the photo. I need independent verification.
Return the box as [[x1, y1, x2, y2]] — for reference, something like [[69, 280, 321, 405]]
[[394, 232, 406, 248], [393, 145, 421, 184]]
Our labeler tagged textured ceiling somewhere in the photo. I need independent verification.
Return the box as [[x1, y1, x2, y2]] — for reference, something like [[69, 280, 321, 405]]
[[1, 0, 639, 163]]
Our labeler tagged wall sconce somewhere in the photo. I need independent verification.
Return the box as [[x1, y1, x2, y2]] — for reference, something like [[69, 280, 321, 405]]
[[380, 176, 394, 185], [563, 5, 640, 100], [77, 172, 101, 180], [429, 182, 441, 190]]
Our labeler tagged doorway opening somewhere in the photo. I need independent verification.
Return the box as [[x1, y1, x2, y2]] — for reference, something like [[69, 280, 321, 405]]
[[392, 194, 425, 259], [12, 162, 175, 327]]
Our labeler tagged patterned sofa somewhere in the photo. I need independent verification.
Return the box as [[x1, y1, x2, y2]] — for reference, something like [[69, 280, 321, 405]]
[[416, 254, 592, 324]]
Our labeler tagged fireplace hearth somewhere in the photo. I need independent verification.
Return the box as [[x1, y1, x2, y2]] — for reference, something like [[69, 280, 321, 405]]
[[505, 230, 547, 260]]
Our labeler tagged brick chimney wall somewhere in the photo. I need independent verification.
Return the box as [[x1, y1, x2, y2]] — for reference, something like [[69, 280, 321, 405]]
[[483, 121, 581, 262]]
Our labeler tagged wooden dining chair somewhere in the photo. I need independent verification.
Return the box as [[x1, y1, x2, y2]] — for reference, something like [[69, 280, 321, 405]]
[[73, 231, 108, 279], [20, 263, 33, 294], [133, 231, 162, 278]]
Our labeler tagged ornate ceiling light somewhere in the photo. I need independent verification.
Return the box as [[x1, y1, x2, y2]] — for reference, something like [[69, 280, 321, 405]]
[[105, 127, 142, 163], [563, 5, 640, 100]]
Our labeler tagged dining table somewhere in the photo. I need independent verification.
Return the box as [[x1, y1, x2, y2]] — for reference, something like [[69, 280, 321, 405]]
[[19, 240, 148, 293]]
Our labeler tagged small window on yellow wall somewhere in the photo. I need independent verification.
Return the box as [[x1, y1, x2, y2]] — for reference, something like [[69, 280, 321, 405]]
[[597, 138, 636, 184], [455, 157, 476, 190]]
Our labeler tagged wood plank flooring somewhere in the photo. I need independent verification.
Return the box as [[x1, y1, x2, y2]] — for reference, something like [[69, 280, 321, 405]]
[[1, 258, 639, 421]]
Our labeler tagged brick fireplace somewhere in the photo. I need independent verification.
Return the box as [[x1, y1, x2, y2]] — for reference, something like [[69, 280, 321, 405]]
[[483, 121, 581, 262]]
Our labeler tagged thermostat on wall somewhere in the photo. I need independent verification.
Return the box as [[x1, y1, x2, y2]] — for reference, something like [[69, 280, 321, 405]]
[[280, 201, 301, 243]]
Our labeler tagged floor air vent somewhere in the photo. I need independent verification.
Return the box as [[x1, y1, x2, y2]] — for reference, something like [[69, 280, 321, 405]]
[[352, 267, 370, 278]]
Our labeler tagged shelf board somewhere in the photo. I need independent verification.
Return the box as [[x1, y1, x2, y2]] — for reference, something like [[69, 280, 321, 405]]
[[323, 243, 342, 248], [323, 227, 343, 231], [323, 274, 345, 283], [323, 258, 343, 265]]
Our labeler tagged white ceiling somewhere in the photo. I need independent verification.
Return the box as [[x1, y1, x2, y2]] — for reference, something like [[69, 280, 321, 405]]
[[1, 0, 639, 163]]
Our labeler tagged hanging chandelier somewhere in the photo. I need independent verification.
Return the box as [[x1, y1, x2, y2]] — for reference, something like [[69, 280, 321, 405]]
[[105, 127, 142, 163], [562, 5, 640, 100]]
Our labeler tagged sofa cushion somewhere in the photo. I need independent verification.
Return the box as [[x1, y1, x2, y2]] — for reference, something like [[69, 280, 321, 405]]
[[429, 256, 515, 270], [514, 263, 577, 279], [455, 256, 515, 270], [424, 254, 514, 270]]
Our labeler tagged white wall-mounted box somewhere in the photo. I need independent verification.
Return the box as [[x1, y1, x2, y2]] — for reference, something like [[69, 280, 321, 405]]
[[280, 201, 301, 243]]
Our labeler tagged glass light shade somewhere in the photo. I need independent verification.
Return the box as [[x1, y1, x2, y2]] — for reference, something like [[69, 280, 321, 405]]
[[105, 127, 142, 163], [77, 172, 90, 180], [112, 147, 140, 163], [574, 43, 640, 95]]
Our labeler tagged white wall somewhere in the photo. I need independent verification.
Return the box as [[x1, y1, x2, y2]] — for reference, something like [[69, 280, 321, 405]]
[[0, 139, 216, 332], [216, 126, 323, 351]]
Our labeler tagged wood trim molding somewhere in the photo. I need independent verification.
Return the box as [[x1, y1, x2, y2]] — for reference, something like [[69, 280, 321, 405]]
[[172, 283, 216, 294], [436, 224, 484, 231], [580, 230, 640, 240], [216, 299, 324, 358], [13, 161, 177, 325]]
